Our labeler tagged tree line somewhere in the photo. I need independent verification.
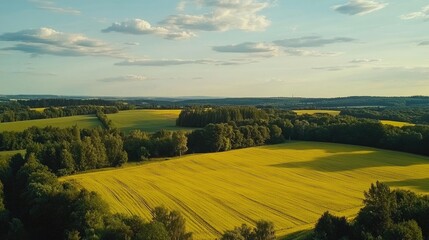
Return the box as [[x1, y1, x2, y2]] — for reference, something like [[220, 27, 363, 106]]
[[311, 182, 429, 240], [0, 152, 192, 239], [177, 107, 429, 157], [0, 102, 121, 123], [176, 107, 269, 127], [340, 107, 429, 125]]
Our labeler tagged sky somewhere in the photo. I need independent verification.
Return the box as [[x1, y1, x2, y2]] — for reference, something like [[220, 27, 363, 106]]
[[0, 0, 428, 97]]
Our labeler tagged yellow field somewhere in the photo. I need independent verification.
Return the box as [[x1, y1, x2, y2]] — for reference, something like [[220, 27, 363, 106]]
[[63, 142, 429, 239], [30, 107, 46, 112], [380, 120, 415, 127], [293, 110, 340, 116]]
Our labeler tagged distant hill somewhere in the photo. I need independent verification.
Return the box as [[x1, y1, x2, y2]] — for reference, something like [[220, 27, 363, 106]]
[[2, 95, 429, 109]]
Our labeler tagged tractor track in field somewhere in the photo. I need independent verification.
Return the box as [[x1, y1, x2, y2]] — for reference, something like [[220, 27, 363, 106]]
[[237, 193, 307, 225], [147, 182, 221, 236], [114, 178, 152, 213], [160, 174, 256, 224]]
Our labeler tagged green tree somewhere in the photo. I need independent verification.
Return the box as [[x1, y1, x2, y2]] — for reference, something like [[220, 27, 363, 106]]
[[172, 131, 188, 156], [356, 181, 396, 236], [384, 220, 423, 240], [253, 220, 275, 240], [152, 206, 193, 240], [221, 230, 245, 240], [138, 221, 169, 240]]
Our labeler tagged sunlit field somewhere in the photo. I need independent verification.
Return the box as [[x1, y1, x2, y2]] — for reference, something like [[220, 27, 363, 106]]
[[0, 115, 102, 132], [380, 120, 416, 127], [293, 110, 340, 116], [107, 109, 196, 133], [63, 141, 429, 239]]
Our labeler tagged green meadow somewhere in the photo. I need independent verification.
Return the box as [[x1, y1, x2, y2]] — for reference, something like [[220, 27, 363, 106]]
[[107, 109, 196, 133], [0, 115, 101, 132]]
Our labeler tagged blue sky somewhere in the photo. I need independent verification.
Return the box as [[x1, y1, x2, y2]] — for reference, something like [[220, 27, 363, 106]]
[[0, 0, 428, 97]]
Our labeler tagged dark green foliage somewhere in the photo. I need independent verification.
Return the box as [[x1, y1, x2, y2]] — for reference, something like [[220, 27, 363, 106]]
[[96, 110, 115, 130], [341, 107, 429, 125], [254, 220, 275, 240], [220, 220, 275, 240], [0, 153, 191, 240], [312, 182, 429, 240], [176, 106, 268, 127], [221, 230, 245, 240], [153, 206, 193, 240], [356, 182, 395, 236], [383, 220, 423, 240], [314, 212, 351, 240], [138, 221, 170, 240]]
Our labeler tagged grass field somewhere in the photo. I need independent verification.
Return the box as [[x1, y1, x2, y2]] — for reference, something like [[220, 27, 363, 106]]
[[63, 142, 429, 239], [0, 115, 101, 132], [107, 109, 195, 133], [380, 120, 415, 127], [0, 150, 25, 161], [293, 110, 340, 116]]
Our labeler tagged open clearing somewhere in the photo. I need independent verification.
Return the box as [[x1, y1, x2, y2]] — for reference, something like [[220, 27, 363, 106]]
[[63, 141, 429, 239], [380, 120, 415, 127], [293, 110, 340, 116], [0, 115, 101, 132], [107, 109, 195, 133]]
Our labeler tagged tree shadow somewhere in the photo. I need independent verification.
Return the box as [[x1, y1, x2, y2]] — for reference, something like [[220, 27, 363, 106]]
[[267, 142, 429, 172], [385, 178, 429, 192]]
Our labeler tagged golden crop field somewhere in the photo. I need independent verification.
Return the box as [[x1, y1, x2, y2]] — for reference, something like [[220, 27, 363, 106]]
[[107, 109, 196, 133], [63, 142, 429, 239], [380, 120, 415, 127], [293, 110, 340, 116], [30, 107, 47, 112]]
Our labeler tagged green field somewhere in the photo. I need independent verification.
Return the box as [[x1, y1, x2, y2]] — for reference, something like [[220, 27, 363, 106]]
[[63, 142, 429, 239], [107, 109, 195, 133], [0, 150, 25, 161], [380, 120, 415, 127], [0, 115, 101, 132], [293, 110, 340, 116]]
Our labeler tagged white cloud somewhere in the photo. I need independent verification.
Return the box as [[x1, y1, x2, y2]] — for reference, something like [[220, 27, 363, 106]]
[[213, 42, 279, 54], [115, 59, 210, 66], [0, 28, 124, 58], [333, 0, 387, 16], [350, 58, 381, 63], [274, 36, 355, 48], [162, 0, 271, 32], [400, 5, 429, 20], [30, 0, 81, 15], [98, 74, 148, 83], [124, 42, 140, 46], [115, 58, 255, 66], [313, 65, 359, 71], [102, 19, 195, 40], [284, 49, 341, 57]]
